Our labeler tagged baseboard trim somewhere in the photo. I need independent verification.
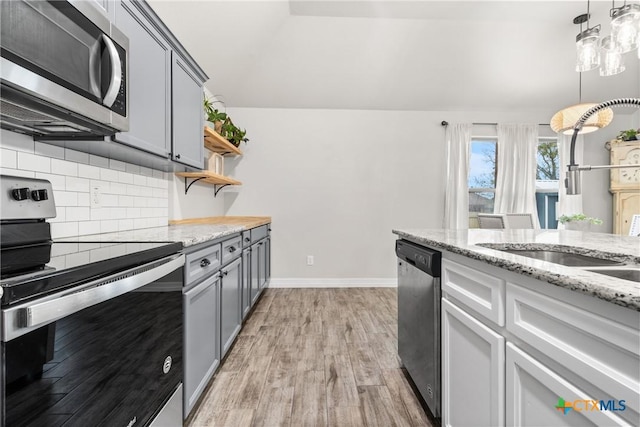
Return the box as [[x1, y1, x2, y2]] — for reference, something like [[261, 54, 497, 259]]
[[268, 278, 397, 288]]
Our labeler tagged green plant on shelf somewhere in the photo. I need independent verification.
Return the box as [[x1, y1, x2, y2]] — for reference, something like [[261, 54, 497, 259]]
[[203, 96, 249, 147], [558, 213, 603, 225], [616, 128, 639, 141]]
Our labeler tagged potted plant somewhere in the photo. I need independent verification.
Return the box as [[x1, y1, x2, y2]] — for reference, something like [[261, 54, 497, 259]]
[[203, 96, 227, 133], [558, 213, 603, 231], [220, 117, 249, 147], [616, 129, 639, 141]]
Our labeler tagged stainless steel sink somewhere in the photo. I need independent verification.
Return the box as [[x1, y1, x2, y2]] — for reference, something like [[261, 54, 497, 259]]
[[497, 249, 624, 267], [585, 268, 640, 282]]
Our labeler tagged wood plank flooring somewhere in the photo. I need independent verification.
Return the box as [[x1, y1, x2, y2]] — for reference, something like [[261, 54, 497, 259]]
[[187, 288, 433, 427]]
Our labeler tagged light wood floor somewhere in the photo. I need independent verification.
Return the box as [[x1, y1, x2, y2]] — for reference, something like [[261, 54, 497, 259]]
[[187, 288, 433, 427]]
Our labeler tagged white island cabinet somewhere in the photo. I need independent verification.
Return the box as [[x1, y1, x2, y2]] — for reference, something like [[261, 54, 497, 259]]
[[441, 253, 639, 427]]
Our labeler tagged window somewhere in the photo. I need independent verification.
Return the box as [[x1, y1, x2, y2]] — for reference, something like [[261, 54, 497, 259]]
[[468, 138, 497, 214], [535, 138, 559, 229]]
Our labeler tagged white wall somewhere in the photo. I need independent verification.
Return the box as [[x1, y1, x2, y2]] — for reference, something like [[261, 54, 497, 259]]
[[0, 130, 169, 238], [221, 107, 576, 284]]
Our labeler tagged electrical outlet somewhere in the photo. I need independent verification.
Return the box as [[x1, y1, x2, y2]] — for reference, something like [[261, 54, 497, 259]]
[[90, 185, 102, 208], [307, 255, 314, 266]]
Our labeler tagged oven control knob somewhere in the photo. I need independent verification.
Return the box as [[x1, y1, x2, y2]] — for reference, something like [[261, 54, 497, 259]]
[[11, 187, 29, 201], [31, 189, 48, 201]]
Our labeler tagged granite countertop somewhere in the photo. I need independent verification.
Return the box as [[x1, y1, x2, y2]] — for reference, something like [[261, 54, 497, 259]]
[[393, 228, 640, 311], [61, 216, 271, 247]]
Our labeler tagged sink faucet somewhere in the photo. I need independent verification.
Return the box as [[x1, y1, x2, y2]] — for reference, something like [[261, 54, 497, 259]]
[[566, 98, 640, 195]]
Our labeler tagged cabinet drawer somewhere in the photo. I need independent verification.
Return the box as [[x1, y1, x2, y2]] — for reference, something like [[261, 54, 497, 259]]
[[241, 231, 251, 248], [442, 258, 505, 326], [221, 236, 241, 266], [506, 283, 640, 417], [185, 243, 221, 286], [251, 225, 268, 243]]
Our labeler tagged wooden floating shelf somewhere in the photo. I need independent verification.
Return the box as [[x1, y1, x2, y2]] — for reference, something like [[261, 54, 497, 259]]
[[175, 171, 242, 186], [204, 126, 242, 156]]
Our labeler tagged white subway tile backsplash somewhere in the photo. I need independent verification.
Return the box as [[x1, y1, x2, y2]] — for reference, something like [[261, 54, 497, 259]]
[[35, 173, 66, 190], [118, 171, 134, 184], [100, 168, 118, 182], [78, 221, 101, 235], [18, 152, 50, 173], [66, 207, 90, 221], [1, 149, 17, 169], [51, 159, 78, 177], [89, 154, 109, 168], [0, 168, 35, 178], [35, 142, 65, 159], [0, 130, 34, 152], [65, 149, 89, 164], [118, 219, 134, 231], [55, 191, 78, 207], [109, 159, 127, 172], [2, 131, 169, 238], [78, 164, 101, 179], [66, 176, 90, 192], [100, 220, 119, 233], [51, 222, 79, 239], [77, 193, 90, 207]]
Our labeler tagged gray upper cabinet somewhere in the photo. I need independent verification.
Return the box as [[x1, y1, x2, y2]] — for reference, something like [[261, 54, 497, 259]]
[[114, 0, 171, 157], [172, 52, 204, 169], [88, 0, 114, 20]]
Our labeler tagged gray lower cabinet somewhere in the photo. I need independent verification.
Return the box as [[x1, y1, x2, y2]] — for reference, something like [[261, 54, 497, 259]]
[[266, 236, 271, 283], [250, 242, 260, 305], [171, 52, 204, 169], [113, 0, 171, 157], [220, 257, 242, 358], [242, 248, 251, 320], [183, 273, 220, 417], [257, 239, 268, 290]]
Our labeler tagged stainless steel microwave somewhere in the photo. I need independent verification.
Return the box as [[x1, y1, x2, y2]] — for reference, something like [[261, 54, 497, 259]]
[[0, 0, 129, 137]]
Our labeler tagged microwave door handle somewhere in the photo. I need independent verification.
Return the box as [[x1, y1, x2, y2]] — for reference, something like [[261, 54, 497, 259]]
[[21, 254, 184, 329], [101, 34, 122, 108]]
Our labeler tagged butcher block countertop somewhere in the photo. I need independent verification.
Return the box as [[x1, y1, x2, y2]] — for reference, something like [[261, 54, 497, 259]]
[[60, 216, 271, 247]]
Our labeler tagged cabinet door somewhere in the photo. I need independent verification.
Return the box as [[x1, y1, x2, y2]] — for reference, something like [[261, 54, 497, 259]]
[[113, 0, 171, 157], [614, 191, 640, 235], [183, 274, 220, 417], [442, 298, 505, 427], [242, 249, 251, 320], [258, 239, 267, 289], [171, 52, 204, 169], [250, 243, 260, 305], [220, 258, 242, 358], [265, 235, 271, 283], [506, 343, 629, 427]]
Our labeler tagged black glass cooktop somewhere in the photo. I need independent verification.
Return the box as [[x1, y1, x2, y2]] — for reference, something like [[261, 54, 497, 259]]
[[1, 241, 182, 306]]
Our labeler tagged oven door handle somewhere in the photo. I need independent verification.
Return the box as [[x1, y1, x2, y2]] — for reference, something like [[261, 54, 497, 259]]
[[102, 34, 122, 108], [17, 254, 184, 333]]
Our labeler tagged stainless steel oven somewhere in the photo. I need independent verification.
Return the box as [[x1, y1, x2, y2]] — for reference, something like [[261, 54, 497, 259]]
[[0, 176, 184, 427], [0, 0, 128, 137]]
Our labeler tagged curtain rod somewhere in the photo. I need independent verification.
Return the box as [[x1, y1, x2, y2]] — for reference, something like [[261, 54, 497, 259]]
[[440, 121, 550, 127]]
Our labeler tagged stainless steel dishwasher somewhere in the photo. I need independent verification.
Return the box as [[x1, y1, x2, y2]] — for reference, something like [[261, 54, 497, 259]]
[[396, 239, 442, 419]]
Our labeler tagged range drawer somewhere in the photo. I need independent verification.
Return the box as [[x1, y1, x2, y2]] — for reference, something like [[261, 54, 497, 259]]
[[185, 243, 221, 286], [221, 235, 242, 266], [251, 225, 268, 243]]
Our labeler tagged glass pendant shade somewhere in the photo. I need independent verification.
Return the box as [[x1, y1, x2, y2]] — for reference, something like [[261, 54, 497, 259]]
[[550, 103, 614, 135], [575, 26, 601, 72], [611, 3, 640, 53], [599, 35, 625, 76]]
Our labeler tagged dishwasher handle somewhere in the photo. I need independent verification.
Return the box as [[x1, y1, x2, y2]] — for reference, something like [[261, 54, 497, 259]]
[[396, 239, 441, 277]]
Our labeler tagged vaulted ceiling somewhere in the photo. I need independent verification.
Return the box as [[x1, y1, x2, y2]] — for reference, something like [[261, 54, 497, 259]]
[[148, 0, 640, 112]]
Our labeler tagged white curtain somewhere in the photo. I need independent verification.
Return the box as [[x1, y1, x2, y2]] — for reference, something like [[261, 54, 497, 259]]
[[494, 124, 540, 227], [444, 124, 472, 229], [557, 133, 584, 228]]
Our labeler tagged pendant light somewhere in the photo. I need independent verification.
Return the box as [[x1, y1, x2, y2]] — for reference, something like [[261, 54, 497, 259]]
[[610, 2, 640, 53], [600, 35, 626, 76], [575, 6, 601, 72], [550, 73, 614, 135]]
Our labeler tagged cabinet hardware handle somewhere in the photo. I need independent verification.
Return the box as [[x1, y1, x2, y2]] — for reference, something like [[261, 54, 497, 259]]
[[175, 154, 181, 159], [228, 246, 236, 252], [244, 238, 251, 242], [223, 271, 228, 276], [200, 258, 211, 267]]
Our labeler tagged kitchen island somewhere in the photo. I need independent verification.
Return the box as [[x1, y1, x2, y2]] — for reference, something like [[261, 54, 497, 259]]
[[392, 228, 639, 427]]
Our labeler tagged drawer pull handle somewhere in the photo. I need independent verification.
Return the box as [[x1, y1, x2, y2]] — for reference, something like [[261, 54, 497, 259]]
[[228, 246, 236, 253], [200, 258, 211, 267], [244, 237, 251, 242], [223, 270, 228, 276]]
